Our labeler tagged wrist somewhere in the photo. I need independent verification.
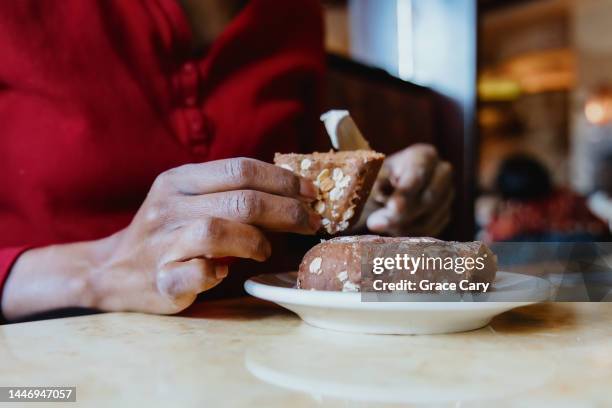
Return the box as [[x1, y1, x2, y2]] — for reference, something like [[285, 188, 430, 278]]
[[1, 233, 119, 321], [83, 231, 124, 311]]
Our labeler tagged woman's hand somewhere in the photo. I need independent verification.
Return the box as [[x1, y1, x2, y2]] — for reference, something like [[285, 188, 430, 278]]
[[366, 144, 454, 237], [2, 158, 319, 320], [95, 158, 320, 314]]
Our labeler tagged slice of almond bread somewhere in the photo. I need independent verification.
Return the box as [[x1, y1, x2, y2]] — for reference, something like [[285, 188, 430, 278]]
[[274, 150, 385, 235]]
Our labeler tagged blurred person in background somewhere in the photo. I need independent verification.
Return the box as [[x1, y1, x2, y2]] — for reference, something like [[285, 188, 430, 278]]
[[588, 153, 612, 231], [482, 154, 608, 242], [0, 0, 453, 321]]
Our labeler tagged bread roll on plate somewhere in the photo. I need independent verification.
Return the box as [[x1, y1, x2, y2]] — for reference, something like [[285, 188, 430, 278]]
[[298, 235, 497, 293]]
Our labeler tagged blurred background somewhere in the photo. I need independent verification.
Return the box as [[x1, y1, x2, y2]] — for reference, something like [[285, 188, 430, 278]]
[[319, 0, 612, 242]]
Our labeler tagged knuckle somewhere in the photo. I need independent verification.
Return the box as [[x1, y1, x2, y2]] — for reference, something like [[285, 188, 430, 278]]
[[440, 161, 453, 174], [287, 199, 309, 226], [193, 216, 222, 243], [281, 173, 301, 195], [255, 235, 271, 260], [152, 169, 176, 192], [231, 190, 261, 221], [424, 144, 438, 155], [157, 269, 179, 298], [143, 199, 169, 226], [414, 144, 438, 160], [226, 157, 256, 187], [390, 196, 407, 213], [156, 264, 200, 309]]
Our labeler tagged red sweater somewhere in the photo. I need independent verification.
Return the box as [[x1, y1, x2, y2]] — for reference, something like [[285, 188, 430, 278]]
[[0, 1, 324, 303]]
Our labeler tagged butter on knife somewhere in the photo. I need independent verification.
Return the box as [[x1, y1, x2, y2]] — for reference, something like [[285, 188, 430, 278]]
[[320, 110, 371, 151]]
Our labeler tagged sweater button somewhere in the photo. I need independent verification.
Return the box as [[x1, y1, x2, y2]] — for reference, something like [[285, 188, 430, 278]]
[[190, 117, 203, 132], [181, 63, 198, 87], [185, 96, 196, 107], [182, 63, 195, 74]]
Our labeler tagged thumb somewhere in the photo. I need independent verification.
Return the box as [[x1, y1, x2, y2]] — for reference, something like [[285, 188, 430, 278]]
[[157, 258, 224, 301]]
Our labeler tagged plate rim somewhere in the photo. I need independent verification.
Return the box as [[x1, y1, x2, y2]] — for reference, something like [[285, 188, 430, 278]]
[[244, 271, 550, 311]]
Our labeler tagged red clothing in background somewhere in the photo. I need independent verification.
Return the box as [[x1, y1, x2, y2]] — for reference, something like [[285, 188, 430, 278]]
[[0, 1, 324, 300], [486, 189, 608, 241]]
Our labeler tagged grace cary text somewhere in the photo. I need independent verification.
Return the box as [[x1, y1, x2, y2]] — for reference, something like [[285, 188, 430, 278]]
[[372, 279, 490, 292]]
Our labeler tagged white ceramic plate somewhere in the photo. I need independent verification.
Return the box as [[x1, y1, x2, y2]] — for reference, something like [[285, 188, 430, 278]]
[[244, 271, 551, 334]]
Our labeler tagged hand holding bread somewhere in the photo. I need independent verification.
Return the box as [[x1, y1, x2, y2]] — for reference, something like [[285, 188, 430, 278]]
[[368, 144, 454, 237]]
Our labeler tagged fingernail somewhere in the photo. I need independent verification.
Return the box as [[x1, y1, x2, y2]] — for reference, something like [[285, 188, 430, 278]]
[[308, 210, 322, 231], [262, 240, 272, 260], [366, 217, 386, 232], [215, 265, 229, 279], [299, 179, 318, 199], [367, 211, 390, 232]]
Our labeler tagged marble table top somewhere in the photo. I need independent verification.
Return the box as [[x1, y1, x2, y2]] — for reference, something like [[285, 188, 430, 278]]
[[1, 298, 611, 407]]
